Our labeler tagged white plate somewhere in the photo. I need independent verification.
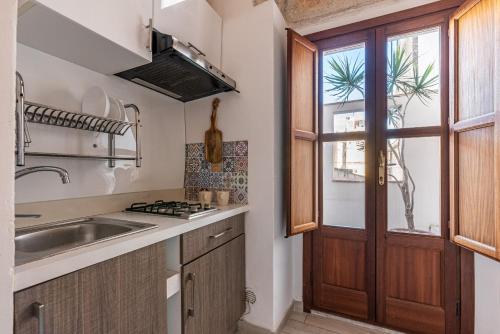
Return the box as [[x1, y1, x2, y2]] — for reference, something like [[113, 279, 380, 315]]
[[108, 96, 125, 121], [82, 87, 110, 118]]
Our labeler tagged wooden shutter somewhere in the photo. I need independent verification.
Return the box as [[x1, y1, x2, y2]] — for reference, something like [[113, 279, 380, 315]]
[[449, 0, 500, 260], [286, 29, 319, 236]]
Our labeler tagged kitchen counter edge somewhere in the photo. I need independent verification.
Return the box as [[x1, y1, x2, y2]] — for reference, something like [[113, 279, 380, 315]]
[[14, 205, 249, 292]]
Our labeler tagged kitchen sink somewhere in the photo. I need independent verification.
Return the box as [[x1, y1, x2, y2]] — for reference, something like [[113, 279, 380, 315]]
[[15, 217, 157, 265]]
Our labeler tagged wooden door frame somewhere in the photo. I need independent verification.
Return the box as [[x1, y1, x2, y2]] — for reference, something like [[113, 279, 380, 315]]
[[302, 1, 474, 332]]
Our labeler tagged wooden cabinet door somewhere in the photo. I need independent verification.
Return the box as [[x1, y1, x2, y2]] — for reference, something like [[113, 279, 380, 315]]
[[449, 0, 500, 260], [183, 235, 245, 334], [79, 257, 121, 334], [15, 243, 167, 334], [14, 271, 80, 334], [119, 243, 167, 334]]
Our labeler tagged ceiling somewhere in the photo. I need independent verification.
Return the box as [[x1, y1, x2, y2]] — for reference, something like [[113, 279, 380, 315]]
[[274, 0, 387, 27]]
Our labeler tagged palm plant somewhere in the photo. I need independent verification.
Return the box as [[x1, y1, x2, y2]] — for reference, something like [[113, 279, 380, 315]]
[[325, 44, 438, 231]]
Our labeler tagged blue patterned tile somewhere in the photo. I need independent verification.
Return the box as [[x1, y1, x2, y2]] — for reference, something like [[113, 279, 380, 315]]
[[223, 142, 235, 157], [235, 141, 248, 156], [184, 172, 199, 187], [223, 157, 235, 172], [185, 142, 248, 204], [198, 170, 210, 188], [200, 159, 211, 171], [210, 172, 224, 188], [186, 158, 201, 173]]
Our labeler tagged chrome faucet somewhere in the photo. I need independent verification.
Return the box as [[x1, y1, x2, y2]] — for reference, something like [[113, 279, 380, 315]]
[[15, 166, 70, 219], [15, 166, 71, 184]]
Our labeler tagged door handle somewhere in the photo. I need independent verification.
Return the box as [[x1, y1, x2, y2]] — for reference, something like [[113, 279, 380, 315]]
[[33, 302, 45, 334], [186, 273, 196, 318], [378, 150, 386, 186]]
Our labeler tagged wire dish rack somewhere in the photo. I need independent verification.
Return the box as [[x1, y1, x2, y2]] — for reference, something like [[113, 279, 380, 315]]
[[15, 72, 142, 168], [24, 101, 134, 136]]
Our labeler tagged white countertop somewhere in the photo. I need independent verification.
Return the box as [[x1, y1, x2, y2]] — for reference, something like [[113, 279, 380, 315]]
[[14, 205, 249, 292]]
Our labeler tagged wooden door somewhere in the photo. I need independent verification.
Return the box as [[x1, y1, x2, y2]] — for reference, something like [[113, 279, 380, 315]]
[[286, 29, 319, 236], [312, 30, 376, 320], [182, 235, 245, 334], [307, 8, 462, 334], [449, 0, 500, 260], [375, 14, 458, 334], [14, 271, 80, 334]]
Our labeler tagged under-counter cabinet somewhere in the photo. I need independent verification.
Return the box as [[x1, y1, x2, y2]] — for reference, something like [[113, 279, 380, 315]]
[[17, 0, 153, 74], [181, 214, 246, 334], [14, 243, 167, 334]]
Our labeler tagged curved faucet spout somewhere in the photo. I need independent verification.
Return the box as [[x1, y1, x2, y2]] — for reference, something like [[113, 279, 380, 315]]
[[15, 166, 70, 184]]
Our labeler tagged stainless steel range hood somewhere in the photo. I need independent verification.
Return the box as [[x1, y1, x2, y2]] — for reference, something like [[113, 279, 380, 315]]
[[116, 30, 237, 103]]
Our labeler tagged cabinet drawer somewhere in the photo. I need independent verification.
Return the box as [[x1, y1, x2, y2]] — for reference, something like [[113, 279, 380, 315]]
[[181, 214, 244, 264]]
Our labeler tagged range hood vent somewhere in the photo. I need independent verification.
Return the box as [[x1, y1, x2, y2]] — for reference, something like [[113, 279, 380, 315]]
[[116, 30, 237, 103]]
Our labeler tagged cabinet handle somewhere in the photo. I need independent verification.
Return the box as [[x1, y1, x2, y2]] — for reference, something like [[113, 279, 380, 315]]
[[187, 273, 196, 318], [209, 227, 232, 239], [146, 18, 153, 52], [187, 42, 207, 57], [33, 302, 45, 334]]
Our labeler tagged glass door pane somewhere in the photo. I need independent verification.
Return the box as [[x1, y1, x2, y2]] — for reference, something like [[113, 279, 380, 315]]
[[323, 141, 365, 229], [323, 43, 366, 133], [387, 136, 441, 235], [387, 27, 441, 129]]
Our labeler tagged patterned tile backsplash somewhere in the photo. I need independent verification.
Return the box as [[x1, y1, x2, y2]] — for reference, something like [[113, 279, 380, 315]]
[[185, 141, 248, 204]]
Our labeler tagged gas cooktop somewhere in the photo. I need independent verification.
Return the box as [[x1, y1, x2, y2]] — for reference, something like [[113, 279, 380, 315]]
[[125, 201, 218, 220]]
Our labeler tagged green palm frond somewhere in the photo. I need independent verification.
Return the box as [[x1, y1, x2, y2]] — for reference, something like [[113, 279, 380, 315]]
[[324, 55, 365, 104], [408, 63, 439, 105], [387, 45, 413, 95]]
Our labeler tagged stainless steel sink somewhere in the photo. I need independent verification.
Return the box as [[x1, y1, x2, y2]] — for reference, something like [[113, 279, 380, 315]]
[[15, 217, 157, 265]]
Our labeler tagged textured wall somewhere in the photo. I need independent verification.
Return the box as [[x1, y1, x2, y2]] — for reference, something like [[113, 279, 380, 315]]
[[276, 0, 385, 26], [252, 0, 386, 28], [248, 0, 440, 32]]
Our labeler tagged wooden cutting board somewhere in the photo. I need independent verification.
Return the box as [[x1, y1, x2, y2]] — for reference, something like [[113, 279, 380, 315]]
[[204, 98, 223, 163]]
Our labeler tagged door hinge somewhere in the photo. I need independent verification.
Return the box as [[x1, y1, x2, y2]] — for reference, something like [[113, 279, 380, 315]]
[[456, 301, 461, 317]]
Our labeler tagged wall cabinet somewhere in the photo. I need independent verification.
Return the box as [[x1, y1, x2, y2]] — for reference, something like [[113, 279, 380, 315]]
[[14, 243, 167, 334], [17, 0, 153, 74], [449, 0, 500, 261], [181, 215, 246, 334], [154, 0, 222, 67]]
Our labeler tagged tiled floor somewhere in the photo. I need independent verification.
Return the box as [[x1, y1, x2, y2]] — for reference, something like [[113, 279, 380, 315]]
[[280, 311, 403, 334]]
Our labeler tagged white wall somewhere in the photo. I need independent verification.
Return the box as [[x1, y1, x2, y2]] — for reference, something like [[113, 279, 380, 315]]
[[15, 44, 185, 204], [0, 1, 16, 333], [185, 0, 291, 330], [475, 254, 500, 334], [271, 3, 293, 329]]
